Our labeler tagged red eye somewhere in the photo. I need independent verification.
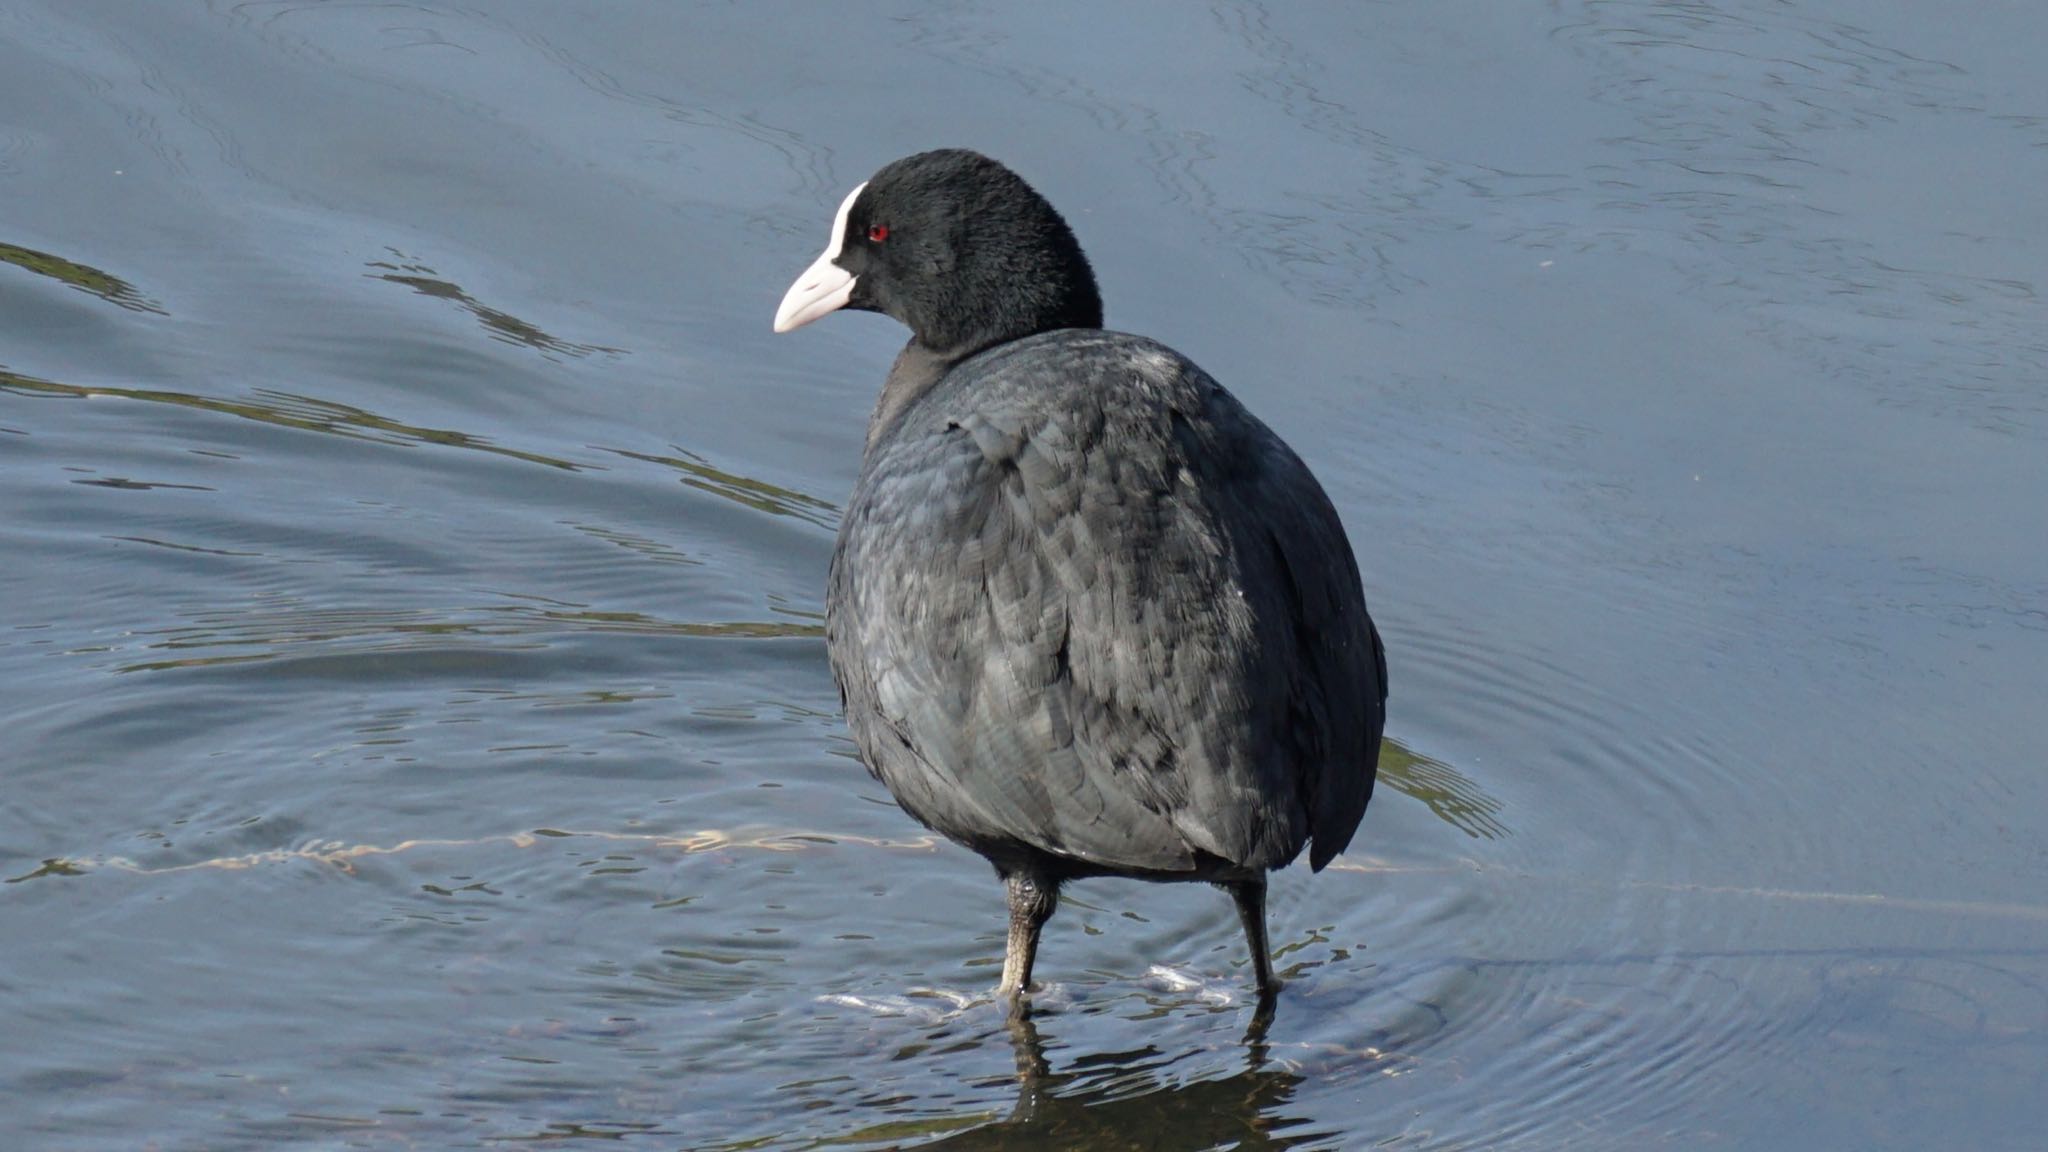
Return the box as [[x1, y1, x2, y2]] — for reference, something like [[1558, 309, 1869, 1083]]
[[867, 224, 890, 243]]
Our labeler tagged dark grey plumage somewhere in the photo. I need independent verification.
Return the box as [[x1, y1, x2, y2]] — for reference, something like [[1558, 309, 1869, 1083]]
[[776, 149, 1386, 1006]]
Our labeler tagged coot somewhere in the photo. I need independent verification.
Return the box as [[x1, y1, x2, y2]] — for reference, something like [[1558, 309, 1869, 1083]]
[[774, 149, 1386, 1004]]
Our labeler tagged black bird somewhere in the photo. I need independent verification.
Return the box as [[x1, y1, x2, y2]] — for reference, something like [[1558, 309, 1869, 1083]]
[[774, 149, 1386, 1005]]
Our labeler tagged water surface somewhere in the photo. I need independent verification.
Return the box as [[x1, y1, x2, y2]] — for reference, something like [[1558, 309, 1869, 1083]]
[[4, 2, 2046, 1149]]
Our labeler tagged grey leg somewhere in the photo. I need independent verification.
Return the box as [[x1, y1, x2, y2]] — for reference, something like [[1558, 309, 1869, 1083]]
[[1228, 877, 1280, 1001], [999, 871, 1059, 1005]]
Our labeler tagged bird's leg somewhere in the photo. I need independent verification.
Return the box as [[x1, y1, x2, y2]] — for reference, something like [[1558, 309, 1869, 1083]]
[[1228, 877, 1280, 1003], [999, 870, 1059, 1008]]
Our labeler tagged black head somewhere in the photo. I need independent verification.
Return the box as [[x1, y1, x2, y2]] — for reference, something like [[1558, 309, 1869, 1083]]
[[774, 149, 1103, 356]]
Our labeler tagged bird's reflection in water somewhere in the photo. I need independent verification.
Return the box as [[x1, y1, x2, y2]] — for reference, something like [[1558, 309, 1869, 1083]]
[[912, 1011, 1327, 1151]]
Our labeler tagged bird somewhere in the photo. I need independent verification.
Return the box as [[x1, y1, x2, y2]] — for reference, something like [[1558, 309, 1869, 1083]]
[[773, 148, 1386, 1007]]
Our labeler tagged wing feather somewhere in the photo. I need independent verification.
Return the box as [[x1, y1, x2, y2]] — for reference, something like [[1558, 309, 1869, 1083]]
[[827, 331, 1381, 876]]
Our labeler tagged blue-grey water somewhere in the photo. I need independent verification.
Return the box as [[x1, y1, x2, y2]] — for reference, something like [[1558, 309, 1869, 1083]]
[[4, 3, 2046, 1149]]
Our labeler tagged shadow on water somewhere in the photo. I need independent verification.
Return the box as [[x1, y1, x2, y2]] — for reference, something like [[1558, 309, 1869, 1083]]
[[105, 601, 822, 675], [0, 240, 168, 315], [365, 252, 623, 360], [2, 367, 846, 527], [602, 443, 842, 529], [0, 364, 587, 470], [1376, 740, 1507, 840]]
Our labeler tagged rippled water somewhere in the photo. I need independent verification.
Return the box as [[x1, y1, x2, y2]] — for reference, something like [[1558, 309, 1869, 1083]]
[[5, 3, 2046, 1149]]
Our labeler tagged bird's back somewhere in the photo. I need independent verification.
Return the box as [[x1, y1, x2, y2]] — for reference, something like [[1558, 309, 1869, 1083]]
[[827, 330, 1384, 879]]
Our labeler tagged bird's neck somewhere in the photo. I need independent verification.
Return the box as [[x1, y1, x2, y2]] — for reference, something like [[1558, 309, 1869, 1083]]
[[868, 338, 964, 451], [869, 269, 1105, 449]]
